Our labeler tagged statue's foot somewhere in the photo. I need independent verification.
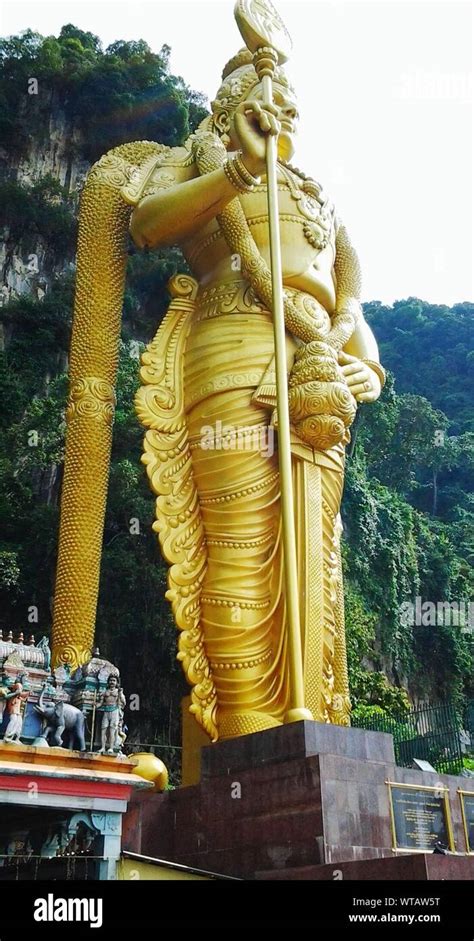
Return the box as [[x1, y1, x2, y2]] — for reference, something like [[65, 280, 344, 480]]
[[218, 711, 282, 740]]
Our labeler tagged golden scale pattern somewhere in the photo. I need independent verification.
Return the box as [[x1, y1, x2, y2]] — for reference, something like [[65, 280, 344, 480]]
[[331, 542, 352, 725], [53, 142, 165, 670], [320, 461, 347, 722]]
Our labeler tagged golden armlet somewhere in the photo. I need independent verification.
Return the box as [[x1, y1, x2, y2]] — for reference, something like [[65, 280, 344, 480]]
[[223, 152, 260, 192]]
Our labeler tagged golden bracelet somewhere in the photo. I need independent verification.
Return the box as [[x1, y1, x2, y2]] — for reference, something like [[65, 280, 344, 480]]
[[223, 157, 251, 192], [362, 359, 386, 388], [234, 153, 261, 188], [223, 153, 259, 193]]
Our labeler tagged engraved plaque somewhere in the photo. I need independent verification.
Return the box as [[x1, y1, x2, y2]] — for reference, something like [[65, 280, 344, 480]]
[[388, 783, 454, 851]]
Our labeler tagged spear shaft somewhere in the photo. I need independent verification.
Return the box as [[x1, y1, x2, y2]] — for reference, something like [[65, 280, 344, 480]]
[[260, 66, 311, 722], [235, 0, 313, 722]]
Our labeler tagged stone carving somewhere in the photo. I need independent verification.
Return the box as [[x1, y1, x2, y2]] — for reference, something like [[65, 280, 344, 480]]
[[34, 684, 86, 750]]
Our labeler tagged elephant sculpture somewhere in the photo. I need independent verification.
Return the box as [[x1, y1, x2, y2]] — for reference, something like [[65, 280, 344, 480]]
[[34, 688, 86, 751]]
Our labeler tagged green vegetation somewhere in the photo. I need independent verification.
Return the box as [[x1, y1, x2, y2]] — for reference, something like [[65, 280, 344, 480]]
[[0, 175, 76, 261], [344, 302, 474, 714], [0, 28, 472, 759], [0, 25, 207, 161]]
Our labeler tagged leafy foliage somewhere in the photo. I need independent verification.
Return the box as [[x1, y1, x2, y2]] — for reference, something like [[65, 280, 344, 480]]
[[343, 299, 474, 713], [365, 299, 474, 436], [0, 27, 208, 161], [0, 176, 76, 261]]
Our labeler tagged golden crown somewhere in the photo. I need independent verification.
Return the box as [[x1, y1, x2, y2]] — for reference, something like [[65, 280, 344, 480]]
[[222, 48, 254, 80]]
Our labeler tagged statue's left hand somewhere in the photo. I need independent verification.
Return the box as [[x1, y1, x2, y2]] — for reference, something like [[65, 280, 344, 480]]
[[338, 351, 381, 402]]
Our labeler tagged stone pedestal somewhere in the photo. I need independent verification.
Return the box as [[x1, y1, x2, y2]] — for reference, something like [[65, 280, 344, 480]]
[[123, 721, 474, 879], [255, 853, 474, 880]]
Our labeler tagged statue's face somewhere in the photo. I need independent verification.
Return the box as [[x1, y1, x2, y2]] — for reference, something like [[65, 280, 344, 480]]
[[108, 676, 118, 688], [215, 67, 299, 163], [251, 81, 299, 162], [221, 77, 299, 163]]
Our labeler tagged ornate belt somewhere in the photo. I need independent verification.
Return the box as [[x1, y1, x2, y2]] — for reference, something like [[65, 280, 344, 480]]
[[194, 280, 267, 322], [194, 279, 332, 329]]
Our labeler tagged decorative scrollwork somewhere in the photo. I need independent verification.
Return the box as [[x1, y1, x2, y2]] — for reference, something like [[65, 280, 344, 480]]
[[66, 377, 116, 426], [135, 274, 218, 741]]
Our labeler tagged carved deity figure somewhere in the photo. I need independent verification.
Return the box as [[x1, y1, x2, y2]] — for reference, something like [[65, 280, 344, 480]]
[[0, 672, 10, 726], [97, 675, 126, 754], [2, 674, 29, 743], [51, 47, 385, 744]]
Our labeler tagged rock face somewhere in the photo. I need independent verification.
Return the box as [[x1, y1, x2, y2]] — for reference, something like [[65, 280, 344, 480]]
[[14, 106, 88, 194], [0, 238, 71, 312], [0, 91, 89, 309]]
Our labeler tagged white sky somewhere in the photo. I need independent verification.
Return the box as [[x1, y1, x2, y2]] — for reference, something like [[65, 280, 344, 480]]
[[1, 0, 473, 305]]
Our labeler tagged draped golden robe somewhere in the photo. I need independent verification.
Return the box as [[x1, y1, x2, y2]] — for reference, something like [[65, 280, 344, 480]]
[[136, 272, 351, 741]]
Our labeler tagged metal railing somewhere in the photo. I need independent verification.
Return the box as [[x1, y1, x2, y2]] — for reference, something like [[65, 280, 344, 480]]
[[464, 700, 474, 751], [352, 702, 464, 775]]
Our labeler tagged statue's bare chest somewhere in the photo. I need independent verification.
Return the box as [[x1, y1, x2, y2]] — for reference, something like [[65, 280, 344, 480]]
[[184, 164, 336, 283], [241, 165, 335, 254]]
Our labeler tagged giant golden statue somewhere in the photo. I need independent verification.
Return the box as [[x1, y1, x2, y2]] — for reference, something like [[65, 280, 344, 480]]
[[51, 1, 385, 743]]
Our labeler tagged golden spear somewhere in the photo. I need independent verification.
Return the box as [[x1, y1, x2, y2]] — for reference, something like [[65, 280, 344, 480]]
[[234, 0, 313, 723]]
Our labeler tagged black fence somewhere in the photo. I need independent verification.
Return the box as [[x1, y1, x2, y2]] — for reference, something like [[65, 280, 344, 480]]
[[352, 702, 464, 775], [465, 700, 474, 748]]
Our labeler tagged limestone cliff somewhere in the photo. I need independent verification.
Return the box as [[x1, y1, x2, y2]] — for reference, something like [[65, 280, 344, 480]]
[[0, 92, 88, 311]]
